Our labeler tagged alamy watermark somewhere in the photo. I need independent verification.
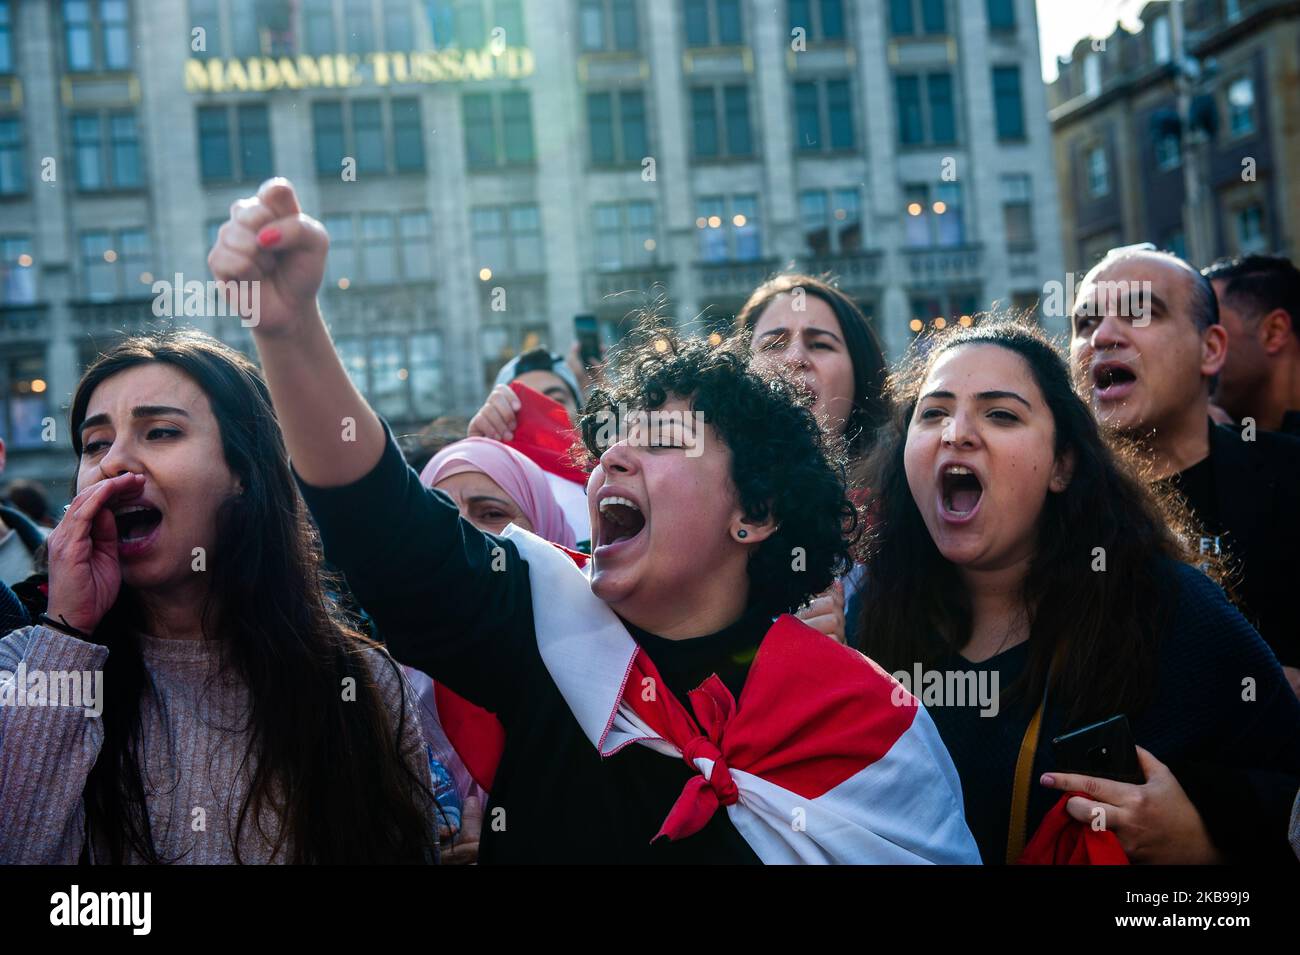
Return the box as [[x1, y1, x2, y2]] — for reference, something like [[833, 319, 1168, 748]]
[[891, 663, 1000, 717], [1043, 274, 1155, 327], [589, 403, 707, 458], [151, 272, 260, 327], [0, 663, 103, 717]]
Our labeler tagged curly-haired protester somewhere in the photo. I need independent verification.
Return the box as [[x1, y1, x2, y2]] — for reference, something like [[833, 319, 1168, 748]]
[[857, 320, 1300, 864], [205, 178, 980, 864], [735, 273, 889, 646], [0, 331, 438, 864]]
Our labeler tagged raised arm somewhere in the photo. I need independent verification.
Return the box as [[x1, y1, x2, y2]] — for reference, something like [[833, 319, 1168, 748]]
[[207, 178, 384, 487], [208, 179, 538, 716]]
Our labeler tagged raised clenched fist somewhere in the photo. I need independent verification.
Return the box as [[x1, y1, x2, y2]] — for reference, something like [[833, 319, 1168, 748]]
[[207, 177, 329, 338]]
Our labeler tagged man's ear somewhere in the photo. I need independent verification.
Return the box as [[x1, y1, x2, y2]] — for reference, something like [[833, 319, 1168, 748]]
[[1049, 446, 1075, 494], [1260, 308, 1293, 355], [1202, 323, 1229, 377]]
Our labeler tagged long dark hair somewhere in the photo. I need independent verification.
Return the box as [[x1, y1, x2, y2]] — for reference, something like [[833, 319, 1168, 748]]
[[735, 273, 888, 471], [858, 321, 1208, 726], [71, 330, 436, 863]]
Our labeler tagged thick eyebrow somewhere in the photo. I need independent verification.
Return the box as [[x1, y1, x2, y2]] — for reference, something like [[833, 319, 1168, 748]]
[[79, 405, 191, 434], [919, 389, 1032, 409]]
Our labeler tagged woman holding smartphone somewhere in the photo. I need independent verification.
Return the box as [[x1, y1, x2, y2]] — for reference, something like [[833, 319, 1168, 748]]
[[857, 320, 1300, 863]]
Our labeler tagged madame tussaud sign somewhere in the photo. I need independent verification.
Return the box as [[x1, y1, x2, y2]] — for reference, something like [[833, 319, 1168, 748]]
[[185, 47, 535, 94]]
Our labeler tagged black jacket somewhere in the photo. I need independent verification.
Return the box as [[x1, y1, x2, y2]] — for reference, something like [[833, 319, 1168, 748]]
[[1203, 422, 1300, 667]]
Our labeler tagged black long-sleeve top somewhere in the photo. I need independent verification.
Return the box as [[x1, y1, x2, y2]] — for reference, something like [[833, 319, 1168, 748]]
[[924, 558, 1300, 864], [298, 426, 764, 863]]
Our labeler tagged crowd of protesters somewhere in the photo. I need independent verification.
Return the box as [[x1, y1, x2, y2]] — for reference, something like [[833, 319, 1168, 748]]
[[1, 178, 1298, 865]]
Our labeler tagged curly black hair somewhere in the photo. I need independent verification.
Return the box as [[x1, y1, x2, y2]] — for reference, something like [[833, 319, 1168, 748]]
[[578, 327, 857, 617]]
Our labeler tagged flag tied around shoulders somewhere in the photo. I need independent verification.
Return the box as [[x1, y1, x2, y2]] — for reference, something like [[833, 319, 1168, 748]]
[[495, 526, 981, 864]]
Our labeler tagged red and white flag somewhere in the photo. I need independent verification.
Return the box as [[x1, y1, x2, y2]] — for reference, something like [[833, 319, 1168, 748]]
[[501, 527, 982, 864], [503, 382, 590, 543]]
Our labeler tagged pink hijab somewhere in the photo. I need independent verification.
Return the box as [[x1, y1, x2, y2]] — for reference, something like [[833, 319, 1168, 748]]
[[419, 437, 576, 549]]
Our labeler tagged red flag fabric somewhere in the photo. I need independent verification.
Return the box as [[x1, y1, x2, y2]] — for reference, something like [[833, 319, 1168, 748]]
[[506, 382, 587, 485], [1018, 793, 1130, 865]]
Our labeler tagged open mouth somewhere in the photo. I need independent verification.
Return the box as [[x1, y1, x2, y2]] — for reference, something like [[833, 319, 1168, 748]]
[[940, 465, 983, 519], [114, 504, 163, 543], [596, 496, 646, 549], [1093, 362, 1138, 399]]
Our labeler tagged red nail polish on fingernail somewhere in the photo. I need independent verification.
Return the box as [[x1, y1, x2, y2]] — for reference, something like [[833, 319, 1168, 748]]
[[257, 226, 282, 247]]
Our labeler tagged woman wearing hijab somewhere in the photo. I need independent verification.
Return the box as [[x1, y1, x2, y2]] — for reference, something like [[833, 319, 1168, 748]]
[[401, 436, 578, 863]]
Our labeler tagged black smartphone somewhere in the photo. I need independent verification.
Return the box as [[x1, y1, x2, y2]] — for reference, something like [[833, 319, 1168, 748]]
[[1050, 714, 1144, 784], [574, 313, 601, 366]]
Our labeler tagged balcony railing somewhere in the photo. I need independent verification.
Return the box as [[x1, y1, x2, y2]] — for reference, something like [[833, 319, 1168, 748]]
[[903, 244, 985, 286], [695, 258, 781, 299], [587, 265, 673, 309], [0, 303, 48, 343], [796, 249, 885, 287]]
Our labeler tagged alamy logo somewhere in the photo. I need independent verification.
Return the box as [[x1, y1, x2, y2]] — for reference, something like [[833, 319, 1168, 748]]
[[0, 663, 103, 717], [151, 273, 260, 327], [50, 885, 151, 935]]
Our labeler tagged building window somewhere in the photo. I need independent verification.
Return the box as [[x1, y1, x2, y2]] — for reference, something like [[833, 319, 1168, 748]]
[[383, 0, 415, 49], [1154, 130, 1181, 170], [337, 332, 444, 421], [793, 78, 855, 152], [691, 84, 753, 159], [580, 0, 639, 51], [399, 212, 435, 280], [1, 353, 49, 450], [593, 201, 658, 270], [894, 72, 955, 146], [695, 195, 760, 262], [1000, 173, 1032, 248], [313, 98, 425, 175], [361, 214, 397, 284], [0, 235, 35, 305], [0, 0, 13, 74], [230, 0, 293, 56], [426, 0, 523, 47], [587, 90, 648, 165], [63, 0, 131, 72], [79, 228, 151, 300], [992, 65, 1025, 140], [463, 91, 534, 168], [1083, 55, 1101, 97], [909, 291, 980, 333], [684, 0, 742, 47], [789, 0, 845, 42], [1086, 144, 1109, 196], [1227, 76, 1255, 136], [1151, 15, 1171, 65], [71, 111, 141, 190], [472, 204, 544, 276], [986, 0, 1015, 32], [197, 105, 272, 182], [1237, 205, 1266, 254], [890, 0, 946, 36], [0, 116, 23, 194], [343, 0, 377, 54], [304, 0, 335, 53], [799, 188, 861, 256], [904, 182, 963, 248], [322, 211, 436, 287]]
